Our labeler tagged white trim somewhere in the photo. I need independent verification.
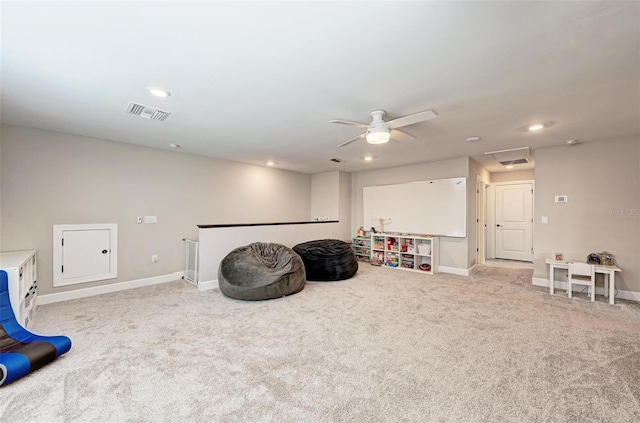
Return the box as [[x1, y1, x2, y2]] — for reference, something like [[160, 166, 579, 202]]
[[532, 277, 551, 288], [38, 271, 184, 305], [532, 277, 640, 302], [439, 266, 470, 276], [492, 180, 535, 262], [198, 279, 219, 291], [468, 263, 480, 276], [476, 175, 488, 266]]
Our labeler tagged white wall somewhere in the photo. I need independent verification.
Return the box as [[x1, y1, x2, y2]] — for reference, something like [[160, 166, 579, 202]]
[[351, 157, 471, 271], [0, 124, 312, 295], [532, 135, 639, 294]]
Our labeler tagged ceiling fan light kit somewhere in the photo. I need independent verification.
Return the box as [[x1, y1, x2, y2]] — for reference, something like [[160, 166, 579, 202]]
[[366, 127, 391, 144]]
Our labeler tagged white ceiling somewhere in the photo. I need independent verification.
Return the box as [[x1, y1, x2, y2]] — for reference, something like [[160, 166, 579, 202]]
[[1, 1, 639, 174]]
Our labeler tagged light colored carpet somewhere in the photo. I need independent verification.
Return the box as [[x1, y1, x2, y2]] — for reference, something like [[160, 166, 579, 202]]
[[1, 264, 639, 422]]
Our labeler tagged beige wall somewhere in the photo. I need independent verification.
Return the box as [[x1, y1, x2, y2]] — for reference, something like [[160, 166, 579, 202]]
[[491, 169, 535, 183], [338, 171, 352, 235], [468, 159, 491, 268], [533, 135, 640, 293], [351, 157, 471, 270], [309, 170, 352, 240], [0, 124, 312, 295], [311, 172, 339, 220]]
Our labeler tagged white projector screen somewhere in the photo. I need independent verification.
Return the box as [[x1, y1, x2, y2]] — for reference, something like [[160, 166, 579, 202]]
[[363, 177, 467, 237]]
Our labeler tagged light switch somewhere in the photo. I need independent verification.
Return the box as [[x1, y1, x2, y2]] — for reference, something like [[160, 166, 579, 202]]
[[144, 216, 157, 224], [541, 216, 549, 224]]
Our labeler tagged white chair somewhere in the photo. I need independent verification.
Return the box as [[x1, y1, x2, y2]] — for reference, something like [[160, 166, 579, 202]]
[[568, 262, 596, 302]]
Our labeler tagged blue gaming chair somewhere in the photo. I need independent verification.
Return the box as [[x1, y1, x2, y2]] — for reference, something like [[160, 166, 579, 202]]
[[0, 270, 71, 385]]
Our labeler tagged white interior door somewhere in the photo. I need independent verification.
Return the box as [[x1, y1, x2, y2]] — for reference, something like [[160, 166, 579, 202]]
[[495, 183, 533, 261]]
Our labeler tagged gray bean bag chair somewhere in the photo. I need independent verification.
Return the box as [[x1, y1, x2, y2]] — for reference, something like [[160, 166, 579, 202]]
[[218, 242, 306, 301], [293, 239, 358, 281]]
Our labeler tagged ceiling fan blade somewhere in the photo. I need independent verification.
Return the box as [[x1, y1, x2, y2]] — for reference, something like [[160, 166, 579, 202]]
[[330, 119, 369, 128], [390, 129, 416, 142], [337, 133, 366, 147], [386, 109, 437, 129]]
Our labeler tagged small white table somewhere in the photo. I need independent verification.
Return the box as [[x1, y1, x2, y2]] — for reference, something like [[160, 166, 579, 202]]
[[545, 259, 622, 305]]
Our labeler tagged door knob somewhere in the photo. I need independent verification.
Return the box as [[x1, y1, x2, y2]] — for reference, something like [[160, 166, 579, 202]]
[[496, 224, 503, 227], [101, 250, 108, 254]]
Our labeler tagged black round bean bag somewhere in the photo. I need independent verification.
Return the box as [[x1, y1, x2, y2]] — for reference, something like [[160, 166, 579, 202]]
[[218, 242, 306, 301], [293, 239, 358, 281]]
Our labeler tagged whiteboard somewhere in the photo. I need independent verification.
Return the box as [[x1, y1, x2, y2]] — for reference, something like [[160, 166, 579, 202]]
[[363, 177, 467, 237]]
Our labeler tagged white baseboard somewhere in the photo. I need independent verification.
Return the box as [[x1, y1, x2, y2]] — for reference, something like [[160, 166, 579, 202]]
[[439, 266, 470, 276], [37, 271, 184, 305], [468, 264, 479, 276], [198, 279, 219, 291], [532, 277, 640, 302]]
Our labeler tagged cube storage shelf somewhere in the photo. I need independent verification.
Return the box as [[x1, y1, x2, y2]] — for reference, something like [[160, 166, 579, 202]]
[[371, 234, 438, 275], [0, 250, 37, 328], [351, 236, 372, 262]]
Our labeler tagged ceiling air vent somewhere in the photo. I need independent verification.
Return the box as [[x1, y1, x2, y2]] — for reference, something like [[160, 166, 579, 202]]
[[484, 146, 531, 167], [126, 102, 171, 121], [330, 158, 345, 163], [499, 158, 529, 166]]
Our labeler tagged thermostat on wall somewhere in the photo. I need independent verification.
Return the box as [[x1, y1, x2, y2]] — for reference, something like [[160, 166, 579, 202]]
[[555, 195, 568, 204]]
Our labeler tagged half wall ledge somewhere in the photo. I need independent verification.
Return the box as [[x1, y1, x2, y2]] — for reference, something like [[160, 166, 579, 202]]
[[197, 220, 348, 290], [198, 220, 339, 229]]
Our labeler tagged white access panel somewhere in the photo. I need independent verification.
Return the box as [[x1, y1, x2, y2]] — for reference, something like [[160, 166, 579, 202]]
[[53, 224, 118, 287]]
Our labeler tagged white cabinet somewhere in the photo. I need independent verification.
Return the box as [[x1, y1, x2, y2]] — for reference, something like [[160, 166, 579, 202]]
[[371, 233, 438, 275], [0, 250, 37, 328], [53, 223, 118, 287]]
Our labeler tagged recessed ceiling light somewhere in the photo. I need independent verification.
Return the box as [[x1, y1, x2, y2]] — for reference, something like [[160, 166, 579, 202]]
[[565, 139, 579, 145], [266, 161, 275, 166], [528, 123, 544, 131], [148, 86, 171, 98], [364, 156, 373, 161], [168, 143, 180, 149], [465, 136, 481, 142], [505, 165, 514, 169]]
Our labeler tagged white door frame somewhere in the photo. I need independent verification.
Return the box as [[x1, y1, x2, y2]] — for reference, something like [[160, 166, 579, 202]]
[[493, 180, 534, 262], [476, 176, 488, 265]]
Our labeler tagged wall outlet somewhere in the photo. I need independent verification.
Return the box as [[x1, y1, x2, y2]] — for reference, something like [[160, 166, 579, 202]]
[[151, 255, 159, 263]]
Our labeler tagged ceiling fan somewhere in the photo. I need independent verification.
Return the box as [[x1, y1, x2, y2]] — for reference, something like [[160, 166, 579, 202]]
[[330, 109, 437, 147]]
